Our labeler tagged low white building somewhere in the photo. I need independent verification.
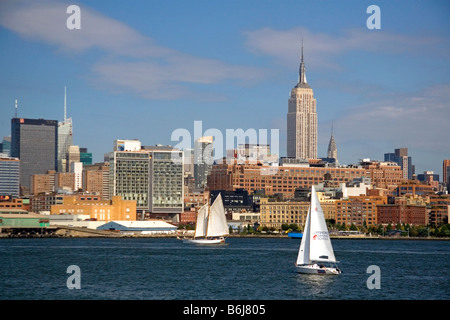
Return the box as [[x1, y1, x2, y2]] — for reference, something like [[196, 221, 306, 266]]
[[97, 220, 177, 235]]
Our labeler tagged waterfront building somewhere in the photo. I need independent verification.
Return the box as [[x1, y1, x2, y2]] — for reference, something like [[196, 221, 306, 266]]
[[377, 203, 428, 226], [0, 156, 20, 198], [429, 194, 450, 226], [50, 195, 136, 222], [143, 145, 184, 220], [260, 197, 335, 230], [384, 148, 415, 180], [11, 118, 58, 195], [287, 42, 317, 160], [194, 136, 213, 190], [335, 195, 386, 227], [207, 160, 403, 199], [109, 148, 151, 212]]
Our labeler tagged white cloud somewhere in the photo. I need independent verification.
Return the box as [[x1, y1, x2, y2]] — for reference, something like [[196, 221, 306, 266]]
[[0, 0, 264, 100], [243, 26, 446, 71], [322, 84, 450, 171]]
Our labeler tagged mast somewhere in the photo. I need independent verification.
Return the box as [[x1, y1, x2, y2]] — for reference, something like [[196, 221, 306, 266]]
[[14, 98, 18, 118]]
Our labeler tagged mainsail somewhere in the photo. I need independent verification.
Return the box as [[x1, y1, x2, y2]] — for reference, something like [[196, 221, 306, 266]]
[[194, 193, 228, 238], [296, 186, 336, 265], [206, 193, 229, 237]]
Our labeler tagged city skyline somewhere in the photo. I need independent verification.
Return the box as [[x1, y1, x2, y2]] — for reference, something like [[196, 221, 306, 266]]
[[0, 0, 449, 176]]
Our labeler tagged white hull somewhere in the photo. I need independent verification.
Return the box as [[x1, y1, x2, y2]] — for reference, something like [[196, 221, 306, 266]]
[[182, 237, 226, 245], [296, 264, 341, 275]]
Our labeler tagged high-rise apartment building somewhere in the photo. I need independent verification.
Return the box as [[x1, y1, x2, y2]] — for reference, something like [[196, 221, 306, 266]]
[[11, 118, 58, 194], [143, 145, 184, 219], [109, 148, 150, 212], [287, 43, 317, 160], [109, 140, 184, 220], [0, 156, 20, 198]]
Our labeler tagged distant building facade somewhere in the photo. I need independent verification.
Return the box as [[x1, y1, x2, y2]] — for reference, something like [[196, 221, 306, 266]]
[[384, 148, 415, 180], [50, 195, 136, 222], [194, 136, 213, 190], [11, 118, 58, 195]]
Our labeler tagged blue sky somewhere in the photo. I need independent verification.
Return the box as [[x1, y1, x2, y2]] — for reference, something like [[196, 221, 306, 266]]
[[0, 0, 449, 177]]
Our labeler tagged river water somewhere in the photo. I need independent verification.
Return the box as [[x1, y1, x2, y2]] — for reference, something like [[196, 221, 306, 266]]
[[0, 237, 448, 301]]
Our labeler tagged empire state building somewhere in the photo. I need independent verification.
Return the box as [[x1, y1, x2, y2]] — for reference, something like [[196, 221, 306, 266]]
[[287, 43, 317, 160]]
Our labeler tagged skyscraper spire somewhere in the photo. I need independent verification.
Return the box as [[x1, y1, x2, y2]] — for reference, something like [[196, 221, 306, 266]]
[[327, 125, 338, 162], [297, 38, 309, 88], [64, 86, 67, 122]]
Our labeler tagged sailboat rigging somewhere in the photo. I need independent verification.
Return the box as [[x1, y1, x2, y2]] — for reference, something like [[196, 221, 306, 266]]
[[181, 193, 229, 245]]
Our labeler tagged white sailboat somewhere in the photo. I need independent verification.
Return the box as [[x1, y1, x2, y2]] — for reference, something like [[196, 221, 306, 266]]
[[295, 186, 341, 275], [182, 193, 229, 245]]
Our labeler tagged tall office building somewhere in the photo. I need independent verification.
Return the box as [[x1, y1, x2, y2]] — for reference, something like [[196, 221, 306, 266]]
[[58, 87, 73, 172], [0, 156, 20, 198], [384, 148, 414, 180], [11, 118, 58, 194], [194, 136, 213, 189], [287, 42, 317, 160]]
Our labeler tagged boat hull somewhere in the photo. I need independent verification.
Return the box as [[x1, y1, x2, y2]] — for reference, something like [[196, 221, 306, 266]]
[[296, 264, 341, 275], [182, 237, 226, 245]]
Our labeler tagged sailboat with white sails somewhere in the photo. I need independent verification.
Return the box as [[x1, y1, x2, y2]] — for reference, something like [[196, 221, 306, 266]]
[[182, 193, 229, 244], [295, 186, 341, 275]]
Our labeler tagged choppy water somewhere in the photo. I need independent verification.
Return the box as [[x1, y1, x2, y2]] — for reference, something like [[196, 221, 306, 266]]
[[0, 237, 448, 300]]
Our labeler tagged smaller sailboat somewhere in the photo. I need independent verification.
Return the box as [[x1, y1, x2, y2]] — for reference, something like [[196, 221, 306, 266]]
[[295, 186, 341, 275], [182, 193, 229, 245]]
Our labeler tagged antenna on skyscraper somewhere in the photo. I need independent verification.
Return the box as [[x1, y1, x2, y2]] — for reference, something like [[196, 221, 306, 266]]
[[14, 98, 18, 118], [64, 86, 67, 122]]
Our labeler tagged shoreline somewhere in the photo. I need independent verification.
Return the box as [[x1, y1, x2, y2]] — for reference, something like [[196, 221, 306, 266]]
[[1, 231, 448, 241]]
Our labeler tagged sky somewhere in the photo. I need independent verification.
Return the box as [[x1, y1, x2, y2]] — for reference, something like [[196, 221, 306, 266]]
[[0, 0, 449, 177]]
